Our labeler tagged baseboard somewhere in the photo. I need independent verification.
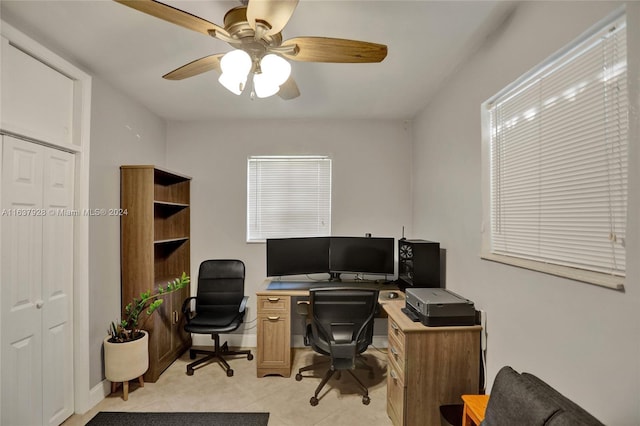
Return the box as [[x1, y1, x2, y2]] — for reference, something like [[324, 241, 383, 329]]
[[81, 380, 111, 414]]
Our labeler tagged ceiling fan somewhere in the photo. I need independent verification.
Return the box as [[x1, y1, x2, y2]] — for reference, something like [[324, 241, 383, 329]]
[[115, 0, 388, 100]]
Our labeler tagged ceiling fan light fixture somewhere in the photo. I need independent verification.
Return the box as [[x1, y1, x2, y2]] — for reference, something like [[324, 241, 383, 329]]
[[252, 54, 291, 98], [259, 54, 291, 87], [115, 0, 388, 102], [218, 49, 252, 94], [253, 72, 281, 98], [220, 49, 252, 75], [218, 72, 247, 95]]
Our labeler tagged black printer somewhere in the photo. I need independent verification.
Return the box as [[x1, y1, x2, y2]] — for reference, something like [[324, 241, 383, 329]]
[[404, 288, 476, 326]]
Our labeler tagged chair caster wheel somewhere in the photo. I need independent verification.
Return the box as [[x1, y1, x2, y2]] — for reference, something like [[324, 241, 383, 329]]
[[295, 373, 302, 381], [362, 396, 370, 405], [189, 350, 196, 360], [226, 369, 234, 377], [186, 368, 194, 376], [310, 396, 319, 406], [247, 353, 254, 361]]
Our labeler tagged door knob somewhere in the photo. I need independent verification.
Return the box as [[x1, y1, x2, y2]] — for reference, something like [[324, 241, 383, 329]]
[[36, 300, 44, 309]]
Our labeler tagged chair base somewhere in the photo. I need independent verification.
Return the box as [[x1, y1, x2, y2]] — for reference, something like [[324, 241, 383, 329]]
[[295, 354, 374, 381], [308, 367, 370, 406], [296, 355, 373, 406], [186, 333, 253, 377]]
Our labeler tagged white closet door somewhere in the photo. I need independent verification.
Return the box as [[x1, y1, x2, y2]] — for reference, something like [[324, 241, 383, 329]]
[[1, 136, 74, 425], [1, 136, 44, 426], [41, 145, 74, 425]]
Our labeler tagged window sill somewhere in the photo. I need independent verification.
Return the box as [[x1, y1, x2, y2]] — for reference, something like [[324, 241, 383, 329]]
[[480, 252, 625, 291]]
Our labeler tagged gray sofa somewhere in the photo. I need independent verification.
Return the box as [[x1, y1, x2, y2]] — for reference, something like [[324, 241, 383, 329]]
[[481, 366, 604, 426]]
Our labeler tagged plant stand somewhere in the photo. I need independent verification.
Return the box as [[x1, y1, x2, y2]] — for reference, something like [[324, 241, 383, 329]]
[[110, 376, 145, 401], [104, 331, 149, 401]]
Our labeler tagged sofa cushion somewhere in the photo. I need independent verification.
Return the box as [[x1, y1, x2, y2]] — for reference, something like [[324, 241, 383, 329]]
[[482, 366, 560, 426], [521, 373, 604, 426]]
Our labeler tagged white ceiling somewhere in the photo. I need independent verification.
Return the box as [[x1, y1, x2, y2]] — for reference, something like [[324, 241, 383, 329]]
[[0, 0, 514, 121]]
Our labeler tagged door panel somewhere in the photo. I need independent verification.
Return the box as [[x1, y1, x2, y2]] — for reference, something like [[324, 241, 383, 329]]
[[5, 335, 42, 426], [42, 146, 75, 425], [1, 39, 74, 146], [1, 136, 75, 425], [1, 136, 44, 426], [172, 288, 191, 352], [2, 138, 43, 319], [44, 322, 71, 425]]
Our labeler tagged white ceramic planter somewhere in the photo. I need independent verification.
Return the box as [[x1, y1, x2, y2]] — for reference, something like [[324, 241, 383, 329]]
[[104, 331, 149, 382]]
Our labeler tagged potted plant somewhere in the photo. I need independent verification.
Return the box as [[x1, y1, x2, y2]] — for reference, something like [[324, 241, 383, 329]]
[[104, 272, 190, 400]]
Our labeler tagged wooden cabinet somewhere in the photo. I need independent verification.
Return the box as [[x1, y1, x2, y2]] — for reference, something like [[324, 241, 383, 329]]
[[256, 295, 291, 377], [383, 302, 481, 426], [1, 37, 74, 147], [120, 165, 192, 382]]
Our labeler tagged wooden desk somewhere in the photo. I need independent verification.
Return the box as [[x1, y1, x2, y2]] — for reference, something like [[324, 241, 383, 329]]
[[461, 394, 489, 426], [256, 279, 482, 426], [255, 279, 401, 378], [383, 302, 481, 426]]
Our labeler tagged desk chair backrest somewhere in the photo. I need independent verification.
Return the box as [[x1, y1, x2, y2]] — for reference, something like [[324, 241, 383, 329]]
[[309, 288, 379, 369], [196, 259, 245, 319]]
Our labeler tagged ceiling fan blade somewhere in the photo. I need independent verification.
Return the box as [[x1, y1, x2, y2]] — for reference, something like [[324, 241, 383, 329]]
[[163, 54, 224, 80], [247, 0, 299, 37], [278, 76, 300, 100], [280, 37, 387, 63], [114, 0, 229, 38]]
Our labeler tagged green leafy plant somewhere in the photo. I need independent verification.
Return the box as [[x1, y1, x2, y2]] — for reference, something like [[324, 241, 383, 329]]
[[109, 272, 190, 343]]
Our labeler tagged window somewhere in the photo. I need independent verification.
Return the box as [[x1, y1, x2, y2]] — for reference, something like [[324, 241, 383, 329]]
[[247, 156, 331, 242], [481, 12, 627, 289]]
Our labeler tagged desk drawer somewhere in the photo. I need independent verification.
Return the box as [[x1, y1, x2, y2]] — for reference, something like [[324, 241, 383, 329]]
[[387, 360, 406, 425], [257, 296, 290, 313], [388, 316, 405, 342], [387, 330, 406, 380]]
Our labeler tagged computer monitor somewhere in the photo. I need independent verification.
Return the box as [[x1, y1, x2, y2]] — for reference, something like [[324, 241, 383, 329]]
[[266, 237, 330, 277], [329, 237, 394, 276]]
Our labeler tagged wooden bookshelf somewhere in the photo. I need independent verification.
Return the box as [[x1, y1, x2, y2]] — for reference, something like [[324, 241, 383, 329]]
[[120, 165, 192, 382]]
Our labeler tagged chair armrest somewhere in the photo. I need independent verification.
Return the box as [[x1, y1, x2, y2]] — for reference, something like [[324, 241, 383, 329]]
[[228, 296, 250, 325], [181, 296, 197, 323], [296, 300, 310, 316], [238, 295, 249, 313], [303, 324, 312, 346]]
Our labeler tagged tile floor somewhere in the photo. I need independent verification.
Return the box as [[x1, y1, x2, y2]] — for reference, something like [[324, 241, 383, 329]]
[[64, 347, 394, 426]]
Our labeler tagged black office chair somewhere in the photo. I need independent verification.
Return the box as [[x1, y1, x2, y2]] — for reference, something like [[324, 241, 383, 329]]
[[181, 259, 253, 377], [295, 287, 379, 406]]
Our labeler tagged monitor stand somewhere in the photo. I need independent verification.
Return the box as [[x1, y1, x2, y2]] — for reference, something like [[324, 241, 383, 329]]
[[328, 272, 342, 282]]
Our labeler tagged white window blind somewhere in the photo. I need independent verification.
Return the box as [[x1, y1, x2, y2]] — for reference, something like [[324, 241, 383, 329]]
[[247, 156, 331, 241], [487, 15, 628, 284]]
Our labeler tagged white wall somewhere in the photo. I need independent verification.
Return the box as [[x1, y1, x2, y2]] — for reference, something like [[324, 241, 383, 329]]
[[412, 1, 639, 424], [166, 119, 412, 341], [88, 77, 167, 387]]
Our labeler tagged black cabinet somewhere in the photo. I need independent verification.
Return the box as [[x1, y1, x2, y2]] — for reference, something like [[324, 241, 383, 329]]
[[398, 239, 440, 289]]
